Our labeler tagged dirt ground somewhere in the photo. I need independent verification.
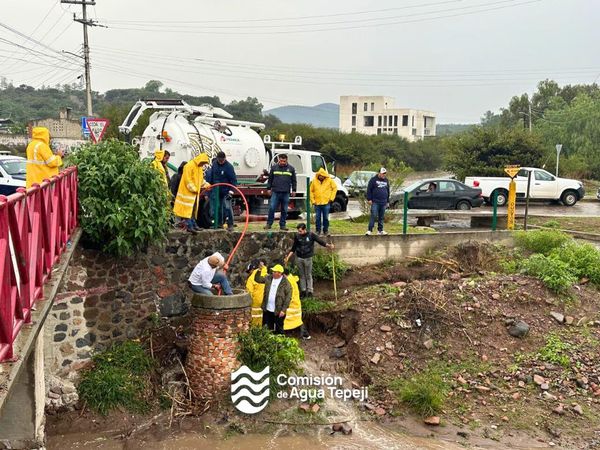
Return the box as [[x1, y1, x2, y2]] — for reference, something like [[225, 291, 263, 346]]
[[46, 241, 600, 449]]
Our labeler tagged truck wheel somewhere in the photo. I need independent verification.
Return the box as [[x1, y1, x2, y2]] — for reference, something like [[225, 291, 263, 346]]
[[560, 190, 578, 207], [456, 200, 472, 210], [492, 189, 508, 207], [287, 211, 301, 220], [331, 200, 343, 213]]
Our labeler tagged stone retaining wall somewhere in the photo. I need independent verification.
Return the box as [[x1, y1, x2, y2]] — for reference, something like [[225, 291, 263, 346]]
[[45, 230, 293, 389]]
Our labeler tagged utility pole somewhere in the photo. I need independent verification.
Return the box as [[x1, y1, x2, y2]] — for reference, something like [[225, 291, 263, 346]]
[[61, 0, 98, 117], [528, 100, 532, 133]]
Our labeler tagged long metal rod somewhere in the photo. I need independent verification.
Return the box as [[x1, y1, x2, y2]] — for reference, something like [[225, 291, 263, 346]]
[[524, 170, 532, 230]]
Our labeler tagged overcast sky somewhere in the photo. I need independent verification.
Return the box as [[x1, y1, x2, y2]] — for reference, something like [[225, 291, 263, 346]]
[[1, 0, 599, 123]]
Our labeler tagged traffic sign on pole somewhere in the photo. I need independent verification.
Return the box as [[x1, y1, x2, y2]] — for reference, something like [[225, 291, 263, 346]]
[[504, 165, 521, 178], [87, 118, 110, 143]]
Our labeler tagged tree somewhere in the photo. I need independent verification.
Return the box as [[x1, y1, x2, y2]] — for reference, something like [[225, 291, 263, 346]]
[[444, 126, 545, 181]]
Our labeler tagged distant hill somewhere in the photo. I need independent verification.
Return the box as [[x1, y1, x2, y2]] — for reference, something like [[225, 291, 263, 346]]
[[265, 103, 339, 128]]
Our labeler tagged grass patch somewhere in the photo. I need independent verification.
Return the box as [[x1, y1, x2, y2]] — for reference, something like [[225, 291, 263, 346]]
[[537, 333, 572, 368], [302, 296, 333, 314], [526, 216, 600, 234], [78, 341, 154, 415], [390, 371, 448, 417], [520, 254, 578, 293], [514, 229, 571, 255]]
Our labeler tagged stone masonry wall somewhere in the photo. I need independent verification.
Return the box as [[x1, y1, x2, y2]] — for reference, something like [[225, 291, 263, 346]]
[[45, 229, 293, 396]]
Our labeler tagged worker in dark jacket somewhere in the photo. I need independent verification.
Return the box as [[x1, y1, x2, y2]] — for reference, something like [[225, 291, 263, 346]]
[[366, 168, 390, 236], [206, 151, 238, 229], [284, 223, 334, 298], [265, 154, 297, 231], [254, 263, 292, 334]]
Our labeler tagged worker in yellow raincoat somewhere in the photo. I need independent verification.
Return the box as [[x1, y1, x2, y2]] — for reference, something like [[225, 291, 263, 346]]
[[283, 271, 304, 332], [26, 127, 64, 188], [151, 149, 168, 185], [173, 153, 210, 233], [245, 260, 268, 327]]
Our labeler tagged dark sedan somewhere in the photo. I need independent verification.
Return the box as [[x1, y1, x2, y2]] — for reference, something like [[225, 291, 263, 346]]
[[390, 179, 484, 210]]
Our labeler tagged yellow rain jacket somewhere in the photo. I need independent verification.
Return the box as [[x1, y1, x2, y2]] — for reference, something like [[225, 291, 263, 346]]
[[310, 168, 337, 206], [283, 274, 303, 331], [173, 153, 210, 219], [151, 149, 168, 185], [26, 127, 63, 188], [246, 267, 268, 327]]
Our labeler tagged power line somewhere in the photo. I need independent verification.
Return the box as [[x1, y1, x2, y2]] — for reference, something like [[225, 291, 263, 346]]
[[104, 0, 542, 35]]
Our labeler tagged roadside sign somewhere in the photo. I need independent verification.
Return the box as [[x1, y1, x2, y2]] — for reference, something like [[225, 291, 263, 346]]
[[81, 116, 90, 137], [507, 179, 517, 230], [504, 165, 521, 178], [87, 118, 110, 143]]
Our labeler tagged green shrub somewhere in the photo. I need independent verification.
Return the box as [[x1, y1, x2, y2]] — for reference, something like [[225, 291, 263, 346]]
[[78, 341, 153, 415], [537, 333, 572, 367], [542, 220, 561, 229], [390, 372, 448, 417], [521, 254, 577, 293], [302, 296, 333, 314], [237, 327, 304, 391], [68, 140, 170, 256], [514, 229, 571, 256], [551, 241, 600, 285], [312, 251, 349, 280]]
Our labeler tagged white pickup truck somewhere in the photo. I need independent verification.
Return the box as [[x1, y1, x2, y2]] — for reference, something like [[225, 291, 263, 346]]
[[465, 168, 585, 207]]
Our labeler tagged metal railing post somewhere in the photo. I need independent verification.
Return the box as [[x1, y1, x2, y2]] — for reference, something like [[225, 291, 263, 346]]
[[212, 186, 220, 229], [402, 191, 409, 235], [306, 177, 311, 232], [492, 191, 498, 231]]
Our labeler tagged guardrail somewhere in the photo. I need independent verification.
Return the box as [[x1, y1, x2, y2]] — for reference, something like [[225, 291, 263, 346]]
[[0, 167, 78, 362]]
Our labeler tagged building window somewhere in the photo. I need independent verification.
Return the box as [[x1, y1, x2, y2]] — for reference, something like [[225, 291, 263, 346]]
[[363, 102, 368, 112], [402, 115, 408, 126], [412, 116, 415, 127], [351, 116, 356, 126], [384, 116, 387, 126], [352, 127, 356, 133], [394, 116, 398, 127], [351, 103, 357, 114], [377, 128, 382, 135], [412, 128, 417, 136], [363, 116, 374, 127], [370, 102, 374, 111], [378, 116, 382, 126], [393, 128, 398, 135], [389, 116, 393, 127]]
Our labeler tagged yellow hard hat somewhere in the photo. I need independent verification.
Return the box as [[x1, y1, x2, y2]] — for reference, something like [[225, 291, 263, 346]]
[[271, 264, 284, 273]]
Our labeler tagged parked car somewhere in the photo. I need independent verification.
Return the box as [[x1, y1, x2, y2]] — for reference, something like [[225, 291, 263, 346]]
[[597, 187, 600, 200], [0, 155, 26, 196], [390, 179, 484, 210], [464, 168, 584, 207], [342, 170, 377, 197]]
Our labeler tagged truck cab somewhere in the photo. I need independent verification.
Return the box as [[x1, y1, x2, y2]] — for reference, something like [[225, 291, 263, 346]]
[[0, 154, 26, 196]]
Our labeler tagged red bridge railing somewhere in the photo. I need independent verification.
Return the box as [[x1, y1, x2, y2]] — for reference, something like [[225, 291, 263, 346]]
[[0, 167, 78, 362]]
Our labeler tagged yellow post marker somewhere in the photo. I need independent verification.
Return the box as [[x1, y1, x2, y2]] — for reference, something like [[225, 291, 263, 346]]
[[504, 165, 520, 230]]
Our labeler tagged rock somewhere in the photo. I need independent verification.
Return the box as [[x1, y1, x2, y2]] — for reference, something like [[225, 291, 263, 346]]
[[334, 340, 346, 348], [311, 404, 320, 413], [375, 407, 386, 416], [565, 316, 574, 325], [364, 403, 376, 411], [370, 353, 381, 365], [330, 347, 347, 359], [533, 374, 545, 386], [492, 293, 501, 300], [508, 321, 530, 338], [481, 354, 488, 362], [512, 392, 521, 400], [385, 342, 394, 349], [576, 377, 588, 389], [160, 294, 188, 317], [424, 416, 440, 426], [393, 281, 407, 288], [543, 392, 557, 401], [457, 375, 467, 385], [457, 431, 469, 439], [550, 312, 565, 323], [540, 383, 550, 391], [475, 385, 491, 392], [332, 423, 344, 432], [552, 405, 565, 415], [380, 325, 392, 332], [501, 416, 509, 422], [299, 403, 311, 412], [423, 339, 434, 350], [572, 404, 583, 415], [341, 424, 353, 435]]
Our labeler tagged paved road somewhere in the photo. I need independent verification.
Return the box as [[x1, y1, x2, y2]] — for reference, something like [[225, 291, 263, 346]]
[[335, 199, 600, 220]]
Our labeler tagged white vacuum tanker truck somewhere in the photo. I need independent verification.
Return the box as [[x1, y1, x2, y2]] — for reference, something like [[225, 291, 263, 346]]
[[119, 99, 348, 217]]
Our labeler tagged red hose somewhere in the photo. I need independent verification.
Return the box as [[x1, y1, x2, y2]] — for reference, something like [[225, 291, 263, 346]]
[[201, 182, 250, 271]]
